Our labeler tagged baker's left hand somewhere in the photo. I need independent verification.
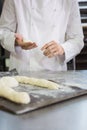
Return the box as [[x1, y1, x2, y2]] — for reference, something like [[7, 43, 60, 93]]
[[41, 41, 65, 58]]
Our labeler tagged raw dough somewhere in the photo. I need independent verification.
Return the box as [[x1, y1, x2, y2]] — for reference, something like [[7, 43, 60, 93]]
[[23, 38, 32, 43], [0, 85, 30, 104], [0, 76, 19, 88], [0, 75, 60, 104], [14, 76, 60, 89], [0, 76, 30, 104]]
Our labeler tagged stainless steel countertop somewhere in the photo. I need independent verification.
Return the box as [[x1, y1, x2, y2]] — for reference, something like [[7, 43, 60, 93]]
[[0, 95, 87, 130], [0, 70, 87, 130]]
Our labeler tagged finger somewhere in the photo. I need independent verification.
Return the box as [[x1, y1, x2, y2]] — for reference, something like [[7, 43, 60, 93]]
[[43, 49, 50, 56], [33, 42, 38, 47], [27, 42, 37, 47], [48, 53, 54, 58], [47, 45, 58, 53], [43, 48, 54, 56], [21, 42, 36, 48], [48, 45, 64, 56], [44, 47, 60, 57], [27, 44, 38, 49], [51, 48, 59, 54], [22, 44, 37, 50], [41, 41, 54, 50], [44, 45, 58, 56], [42, 44, 57, 56], [23, 42, 34, 47], [54, 48, 64, 56]]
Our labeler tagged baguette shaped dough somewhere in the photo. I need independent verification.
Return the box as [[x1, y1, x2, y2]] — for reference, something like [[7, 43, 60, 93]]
[[0, 76, 30, 104], [0, 76, 19, 88], [14, 76, 60, 89], [23, 38, 32, 43], [0, 85, 30, 104]]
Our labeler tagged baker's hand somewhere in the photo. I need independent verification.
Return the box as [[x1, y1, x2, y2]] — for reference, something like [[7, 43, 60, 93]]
[[41, 41, 65, 58], [15, 33, 37, 50]]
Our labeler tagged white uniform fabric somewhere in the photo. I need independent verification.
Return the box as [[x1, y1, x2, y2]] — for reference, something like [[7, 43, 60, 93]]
[[0, 0, 84, 74]]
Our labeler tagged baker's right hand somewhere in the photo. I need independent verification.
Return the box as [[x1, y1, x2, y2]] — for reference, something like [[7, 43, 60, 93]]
[[15, 33, 37, 50]]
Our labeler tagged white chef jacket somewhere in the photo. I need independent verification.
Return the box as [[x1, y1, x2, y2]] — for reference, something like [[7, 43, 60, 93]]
[[0, 0, 84, 74]]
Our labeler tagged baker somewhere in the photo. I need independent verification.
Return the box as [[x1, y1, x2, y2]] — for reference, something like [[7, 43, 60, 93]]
[[0, 0, 84, 74]]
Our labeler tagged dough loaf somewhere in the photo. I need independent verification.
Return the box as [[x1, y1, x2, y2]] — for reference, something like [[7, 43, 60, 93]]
[[14, 76, 60, 89], [23, 38, 32, 43], [0, 76, 30, 104], [0, 85, 30, 104], [0, 75, 60, 104], [0, 76, 19, 88]]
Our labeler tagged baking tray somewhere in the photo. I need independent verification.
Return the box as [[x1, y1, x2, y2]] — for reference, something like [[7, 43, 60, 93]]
[[0, 70, 87, 114]]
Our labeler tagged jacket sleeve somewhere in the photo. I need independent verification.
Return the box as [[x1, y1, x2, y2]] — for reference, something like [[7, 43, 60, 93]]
[[61, 0, 84, 63], [0, 0, 17, 53]]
